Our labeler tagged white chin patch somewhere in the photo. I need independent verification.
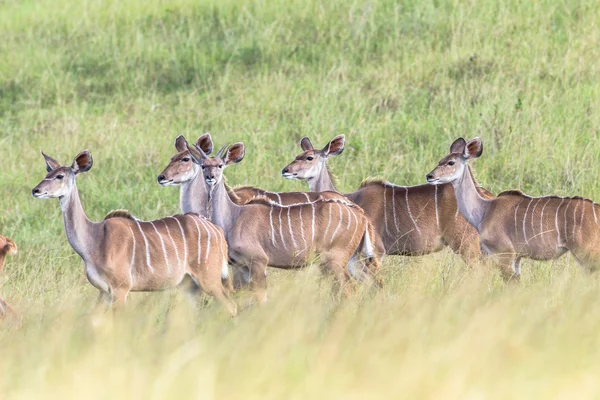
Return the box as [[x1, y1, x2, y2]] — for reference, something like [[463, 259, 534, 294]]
[[282, 173, 296, 180], [206, 179, 217, 186]]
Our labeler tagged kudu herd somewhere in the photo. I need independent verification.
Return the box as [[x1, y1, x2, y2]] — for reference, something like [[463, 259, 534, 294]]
[[0, 133, 595, 320]]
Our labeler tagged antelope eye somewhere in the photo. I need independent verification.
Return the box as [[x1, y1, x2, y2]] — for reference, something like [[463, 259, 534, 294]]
[[448, 161, 456, 166], [201, 165, 206, 170], [306, 157, 314, 161], [56, 174, 64, 180], [218, 165, 224, 169], [182, 157, 190, 162]]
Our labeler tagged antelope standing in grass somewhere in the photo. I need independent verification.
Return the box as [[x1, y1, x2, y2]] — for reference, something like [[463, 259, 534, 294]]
[[157, 134, 348, 211], [426, 137, 600, 281], [0, 235, 17, 318], [158, 135, 384, 287], [282, 135, 490, 263], [32, 151, 236, 316], [184, 141, 380, 303]]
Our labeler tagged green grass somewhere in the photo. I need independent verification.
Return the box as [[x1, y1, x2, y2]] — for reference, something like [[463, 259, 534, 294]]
[[1, 0, 600, 398]]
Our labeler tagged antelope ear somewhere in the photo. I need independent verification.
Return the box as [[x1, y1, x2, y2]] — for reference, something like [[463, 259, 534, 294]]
[[72, 150, 93, 174], [464, 137, 483, 160], [300, 137, 314, 151], [196, 133, 213, 155], [186, 143, 205, 165], [450, 138, 467, 155], [323, 135, 345, 157], [224, 143, 245, 165], [4, 238, 17, 255], [174, 135, 188, 152], [41, 151, 61, 172]]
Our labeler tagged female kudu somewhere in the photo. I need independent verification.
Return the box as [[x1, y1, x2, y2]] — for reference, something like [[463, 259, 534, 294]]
[[426, 137, 600, 281], [0, 235, 17, 318], [32, 151, 236, 315], [282, 135, 489, 263], [184, 141, 380, 303]]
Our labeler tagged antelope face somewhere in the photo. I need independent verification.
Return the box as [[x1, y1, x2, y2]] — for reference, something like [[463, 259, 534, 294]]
[[426, 154, 465, 184], [157, 150, 198, 186], [0, 236, 17, 256], [32, 150, 93, 199], [282, 150, 324, 180], [32, 166, 75, 198], [201, 157, 225, 187]]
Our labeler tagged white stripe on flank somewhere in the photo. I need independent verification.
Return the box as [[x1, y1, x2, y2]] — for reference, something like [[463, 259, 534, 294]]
[[455, 206, 460, 219], [540, 198, 551, 244], [514, 199, 524, 238], [310, 202, 316, 245], [269, 206, 276, 246], [298, 204, 307, 250], [434, 185, 440, 230], [196, 217, 211, 262], [405, 188, 421, 234], [163, 220, 182, 270], [287, 207, 297, 249], [593, 202, 598, 224], [563, 201, 571, 241], [323, 203, 333, 241], [555, 198, 565, 245], [303, 193, 311, 203], [383, 187, 390, 236], [135, 220, 154, 273], [275, 193, 282, 205], [350, 208, 359, 246], [530, 198, 540, 237], [172, 217, 188, 268], [392, 187, 400, 233], [278, 206, 288, 250], [330, 203, 344, 243], [579, 200, 586, 235], [572, 201, 579, 239], [190, 215, 202, 265], [345, 205, 352, 229], [127, 226, 136, 285], [150, 221, 171, 273], [522, 199, 533, 243]]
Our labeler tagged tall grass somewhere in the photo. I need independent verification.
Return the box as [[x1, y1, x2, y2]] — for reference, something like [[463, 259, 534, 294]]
[[1, 0, 600, 398]]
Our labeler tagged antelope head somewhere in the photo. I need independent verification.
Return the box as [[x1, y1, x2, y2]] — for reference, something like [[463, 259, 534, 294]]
[[426, 137, 483, 185], [0, 236, 17, 257], [157, 134, 214, 186], [32, 151, 93, 199], [281, 135, 345, 180], [186, 142, 245, 187]]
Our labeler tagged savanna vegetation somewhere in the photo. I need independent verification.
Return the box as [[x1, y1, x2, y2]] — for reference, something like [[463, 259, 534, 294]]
[[1, 0, 600, 398]]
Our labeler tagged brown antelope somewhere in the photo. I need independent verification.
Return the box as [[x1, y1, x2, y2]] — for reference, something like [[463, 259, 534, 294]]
[[0, 235, 17, 318], [158, 134, 348, 212], [184, 141, 380, 303], [32, 150, 237, 316], [282, 135, 491, 263], [426, 137, 600, 281]]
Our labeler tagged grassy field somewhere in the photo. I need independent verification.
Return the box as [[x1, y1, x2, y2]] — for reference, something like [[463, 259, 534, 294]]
[[1, 0, 600, 398]]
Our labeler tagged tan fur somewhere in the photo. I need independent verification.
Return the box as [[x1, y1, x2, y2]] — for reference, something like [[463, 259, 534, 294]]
[[0, 235, 17, 318], [282, 136, 490, 263], [427, 137, 600, 281], [33, 151, 237, 316]]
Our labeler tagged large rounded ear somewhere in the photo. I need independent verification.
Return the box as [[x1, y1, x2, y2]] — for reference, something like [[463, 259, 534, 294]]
[[174, 135, 188, 152], [3, 238, 17, 255], [450, 138, 467, 154], [41, 151, 61, 172], [196, 133, 213, 155], [300, 137, 314, 151], [464, 137, 483, 160], [72, 150, 93, 174], [186, 143, 206, 164], [323, 135, 345, 157], [224, 143, 245, 165]]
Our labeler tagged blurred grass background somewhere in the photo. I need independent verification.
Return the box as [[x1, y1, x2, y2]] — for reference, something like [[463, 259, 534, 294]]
[[1, 0, 600, 398]]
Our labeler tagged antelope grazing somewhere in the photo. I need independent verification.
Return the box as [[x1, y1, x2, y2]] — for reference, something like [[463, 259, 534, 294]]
[[185, 141, 380, 303], [158, 134, 347, 213], [282, 135, 490, 262], [0, 235, 17, 318], [426, 137, 600, 281], [32, 151, 236, 316]]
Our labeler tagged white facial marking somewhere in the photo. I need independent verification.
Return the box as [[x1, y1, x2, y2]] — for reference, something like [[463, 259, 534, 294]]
[[150, 221, 171, 273]]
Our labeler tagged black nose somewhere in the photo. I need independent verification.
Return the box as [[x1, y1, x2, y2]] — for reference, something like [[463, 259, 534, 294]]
[[426, 173, 433, 180], [207, 174, 214, 179], [32, 188, 40, 195], [282, 168, 289, 175], [157, 175, 165, 183]]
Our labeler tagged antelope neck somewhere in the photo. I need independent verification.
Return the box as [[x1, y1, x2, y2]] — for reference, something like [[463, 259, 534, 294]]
[[451, 164, 491, 232], [59, 184, 100, 261]]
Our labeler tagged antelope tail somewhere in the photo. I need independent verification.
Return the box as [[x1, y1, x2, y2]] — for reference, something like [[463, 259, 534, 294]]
[[221, 261, 235, 293], [359, 221, 383, 287]]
